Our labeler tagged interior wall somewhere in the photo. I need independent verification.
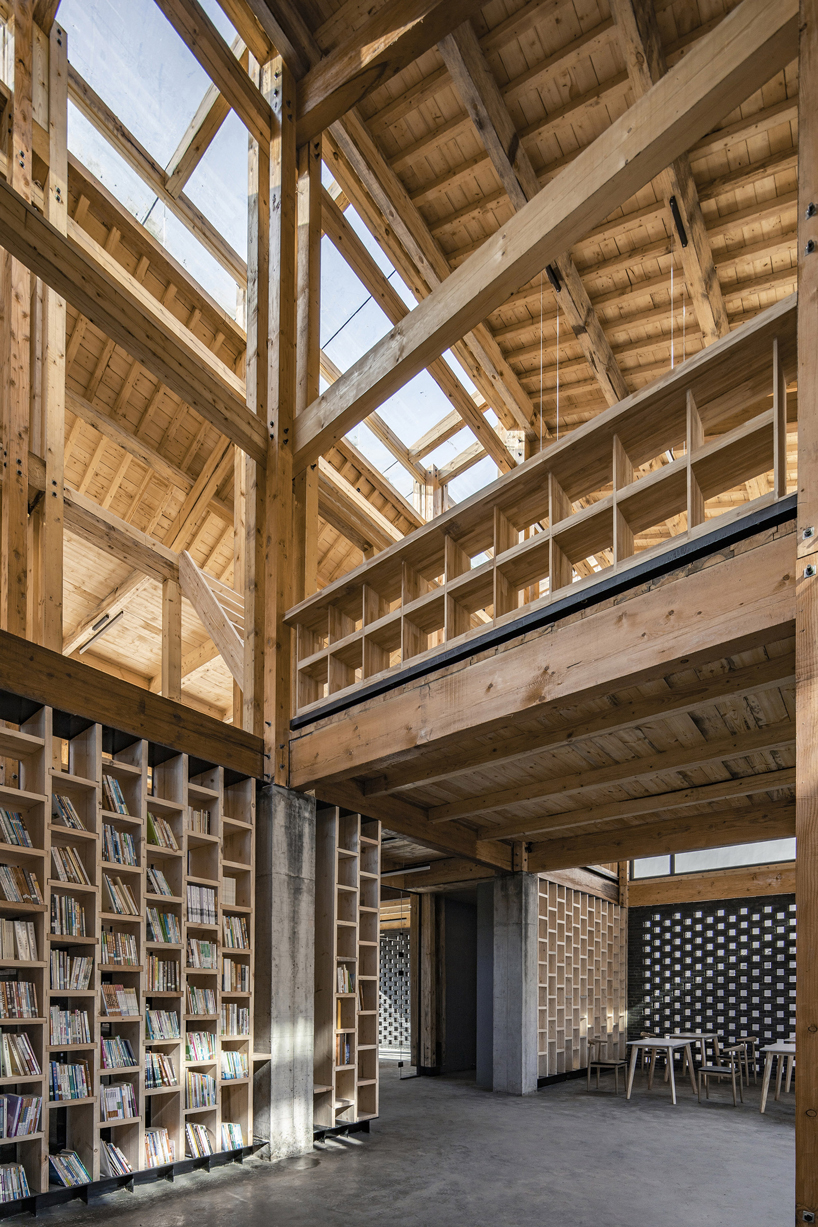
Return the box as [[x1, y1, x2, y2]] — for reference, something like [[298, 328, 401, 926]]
[[443, 897, 477, 1073], [538, 879, 627, 1079]]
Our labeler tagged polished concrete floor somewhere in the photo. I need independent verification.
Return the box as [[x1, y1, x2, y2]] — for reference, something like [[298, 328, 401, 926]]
[[38, 1062, 793, 1227]]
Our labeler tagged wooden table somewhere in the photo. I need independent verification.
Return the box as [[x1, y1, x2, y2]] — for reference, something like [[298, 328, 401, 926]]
[[627, 1039, 697, 1105], [760, 1041, 795, 1114], [667, 1032, 720, 1074]]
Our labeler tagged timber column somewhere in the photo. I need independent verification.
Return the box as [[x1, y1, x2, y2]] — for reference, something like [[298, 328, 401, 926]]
[[492, 873, 538, 1094], [254, 784, 316, 1158]]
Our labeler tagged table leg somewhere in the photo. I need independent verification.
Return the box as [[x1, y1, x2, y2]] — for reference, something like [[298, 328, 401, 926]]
[[668, 1050, 677, 1105], [685, 1045, 696, 1095], [626, 1045, 639, 1100], [786, 1055, 794, 1094], [775, 1056, 784, 1101], [647, 1049, 656, 1091], [760, 1052, 773, 1114]]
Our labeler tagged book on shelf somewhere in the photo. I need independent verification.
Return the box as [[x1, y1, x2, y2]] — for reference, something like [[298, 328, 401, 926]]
[[50, 894, 86, 937], [0, 1162, 30, 1202], [145, 1050, 177, 1088], [187, 808, 211, 834], [185, 1121, 213, 1158], [52, 794, 86, 831], [103, 875, 139, 916], [50, 951, 92, 991], [146, 867, 173, 897], [100, 1139, 132, 1177], [0, 920, 37, 962], [0, 1093, 42, 1138], [0, 981, 38, 1019], [48, 1150, 91, 1187], [102, 824, 138, 867], [220, 1050, 248, 1080], [335, 1034, 351, 1067], [0, 810, 32, 849], [101, 929, 138, 965], [146, 908, 180, 944], [0, 864, 43, 906], [222, 915, 249, 949], [186, 938, 217, 969], [102, 775, 129, 815], [144, 1127, 175, 1168], [186, 985, 216, 1016], [222, 876, 236, 907], [221, 1122, 244, 1151], [145, 1009, 180, 1040], [147, 956, 180, 992], [222, 958, 249, 993], [337, 964, 355, 993], [186, 884, 216, 925], [147, 811, 179, 851], [49, 1006, 90, 1046], [185, 1031, 216, 1062], [220, 1003, 249, 1037], [100, 984, 139, 1016], [185, 1070, 217, 1109], [100, 1036, 137, 1068], [100, 1080, 138, 1121], [0, 1032, 40, 1078], [50, 845, 91, 886], [49, 1060, 90, 1101]]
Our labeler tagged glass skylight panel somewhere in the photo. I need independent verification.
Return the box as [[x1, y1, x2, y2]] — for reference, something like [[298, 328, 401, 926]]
[[183, 112, 249, 262], [449, 455, 503, 503], [632, 856, 672, 879], [674, 840, 796, 874]]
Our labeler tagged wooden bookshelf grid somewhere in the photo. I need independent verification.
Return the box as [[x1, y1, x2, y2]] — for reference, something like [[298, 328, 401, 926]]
[[537, 880, 626, 1079], [314, 806, 381, 1129], [0, 702, 255, 1195]]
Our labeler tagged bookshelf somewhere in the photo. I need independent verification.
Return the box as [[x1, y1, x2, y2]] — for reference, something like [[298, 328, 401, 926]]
[[314, 806, 381, 1131], [0, 700, 256, 1202]]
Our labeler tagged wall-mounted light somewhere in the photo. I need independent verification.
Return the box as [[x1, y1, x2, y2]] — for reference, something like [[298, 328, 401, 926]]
[[78, 609, 125, 654]]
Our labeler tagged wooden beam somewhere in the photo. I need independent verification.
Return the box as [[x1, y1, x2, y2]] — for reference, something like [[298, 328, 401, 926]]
[[32, 0, 60, 32], [381, 857, 497, 891], [178, 550, 242, 685], [628, 860, 795, 906], [317, 458, 403, 554], [610, 0, 729, 345], [165, 36, 247, 199], [152, 0, 273, 146], [526, 801, 795, 873], [438, 20, 628, 408], [541, 866, 620, 902], [293, 138, 321, 605], [161, 577, 182, 701], [62, 573, 151, 657], [289, 528, 796, 789], [293, 0, 798, 466], [295, 0, 480, 146], [66, 390, 195, 492], [63, 486, 179, 584], [0, 177, 266, 462]]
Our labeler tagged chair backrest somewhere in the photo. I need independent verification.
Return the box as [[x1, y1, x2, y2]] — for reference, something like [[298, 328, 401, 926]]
[[589, 1036, 615, 1062]]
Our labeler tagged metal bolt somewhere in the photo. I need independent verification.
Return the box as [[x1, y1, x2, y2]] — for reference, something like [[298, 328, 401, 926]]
[[808, 203, 818, 219], [803, 1212, 816, 1224], [805, 527, 816, 541], [806, 565, 816, 578], [807, 239, 818, 256]]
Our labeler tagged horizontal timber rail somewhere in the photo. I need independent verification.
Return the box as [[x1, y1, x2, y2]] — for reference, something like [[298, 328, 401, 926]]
[[286, 296, 797, 722]]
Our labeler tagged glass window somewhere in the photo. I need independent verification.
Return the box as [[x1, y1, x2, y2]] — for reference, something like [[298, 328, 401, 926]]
[[674, 839, 795, 874], [632, 855, 671, 879]]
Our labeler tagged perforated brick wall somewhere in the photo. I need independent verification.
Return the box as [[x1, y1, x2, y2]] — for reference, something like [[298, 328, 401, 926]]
[[379, 929, 411, 1055]]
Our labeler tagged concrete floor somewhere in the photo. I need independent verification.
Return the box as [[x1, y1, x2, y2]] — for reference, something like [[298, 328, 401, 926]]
[[34, 1062, 793, 1227]]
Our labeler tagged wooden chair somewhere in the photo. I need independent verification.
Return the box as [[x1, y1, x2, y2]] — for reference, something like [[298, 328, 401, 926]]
[[733, 1034, 759, 1085], [697, 1046, 744, 1106], [587, 1038, 627, 1094]]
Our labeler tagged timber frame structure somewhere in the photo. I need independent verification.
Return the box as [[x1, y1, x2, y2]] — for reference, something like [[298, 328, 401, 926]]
[[0, 0, 816, 1216]]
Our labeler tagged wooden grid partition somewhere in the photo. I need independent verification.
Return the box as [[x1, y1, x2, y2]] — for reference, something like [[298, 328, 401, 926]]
[[538, 879, 626, 1079], [314, 806, 381, 1128], [0, 701, 255, 1194]]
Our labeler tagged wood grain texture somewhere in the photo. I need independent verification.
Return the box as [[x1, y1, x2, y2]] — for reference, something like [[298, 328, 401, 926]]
[[629, 861, 795, 906]]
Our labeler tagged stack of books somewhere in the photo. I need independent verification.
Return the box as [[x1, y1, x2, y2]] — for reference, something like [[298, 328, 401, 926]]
[[100, 1139, 131, 1176], [221, 1122, 244, 1150], [146, 909, 180, 944], [0, 982, 38, 1019], [102, 775, 129, 815], [337, 964, 355, 993], [0, 1163, 30, 1202], [52, 795, 85, 831], [220, 1004, 249, 1037], [101, 985, 139, 1016], [186, 938, 217, 969], [185, 1071, 217, 1109], [103, 876, 138, 916], [222, 877, 236, 907], [145, 1010, 180, 1040], [147, 812, 179, 850], [146, 867, 173, 897], [335, 1035, 352, 1066], [147, 957, 180, 992], [144, 1127, 175, 1167], [185, 1121, 213, 1157], [48, 1150, 91, 1187], [186, 885, 216, 925], [49, 1061, 90, 1100], [102, 825, 137, 867], [186, 986, 216, 1016], [100, 1036, 137, 1069], [221, 959, 249, 992], [222, 916, 249, 949], [0, 920, 37, 961], [0, 865, 43, 905], [0, 811, 32, 848], [49, 1007, 90, 1046], [50, 895, 86, 936], [145, 1051, 177, 1089], [50, 951, 92, 991], [101, 930, 138, 965], [50, 846, 90, 886], [100, 1081, 138, 1121], [185, 1031, 216, 1062], [220, 1051, 248, 1080], [187, 809, 211, 834], [0, 1094, 42, 1137], [0, 1034, 40, 1078]]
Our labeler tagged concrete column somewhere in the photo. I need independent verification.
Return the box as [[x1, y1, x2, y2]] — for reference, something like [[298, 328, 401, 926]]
[[475, 880, 494, 1089], [492, 873, 539, 1094], [254, 783, 316, 1158]]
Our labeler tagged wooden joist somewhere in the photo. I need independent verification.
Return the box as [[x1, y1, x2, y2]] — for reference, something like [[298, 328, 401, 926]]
[[628, 860, 795, 906]]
